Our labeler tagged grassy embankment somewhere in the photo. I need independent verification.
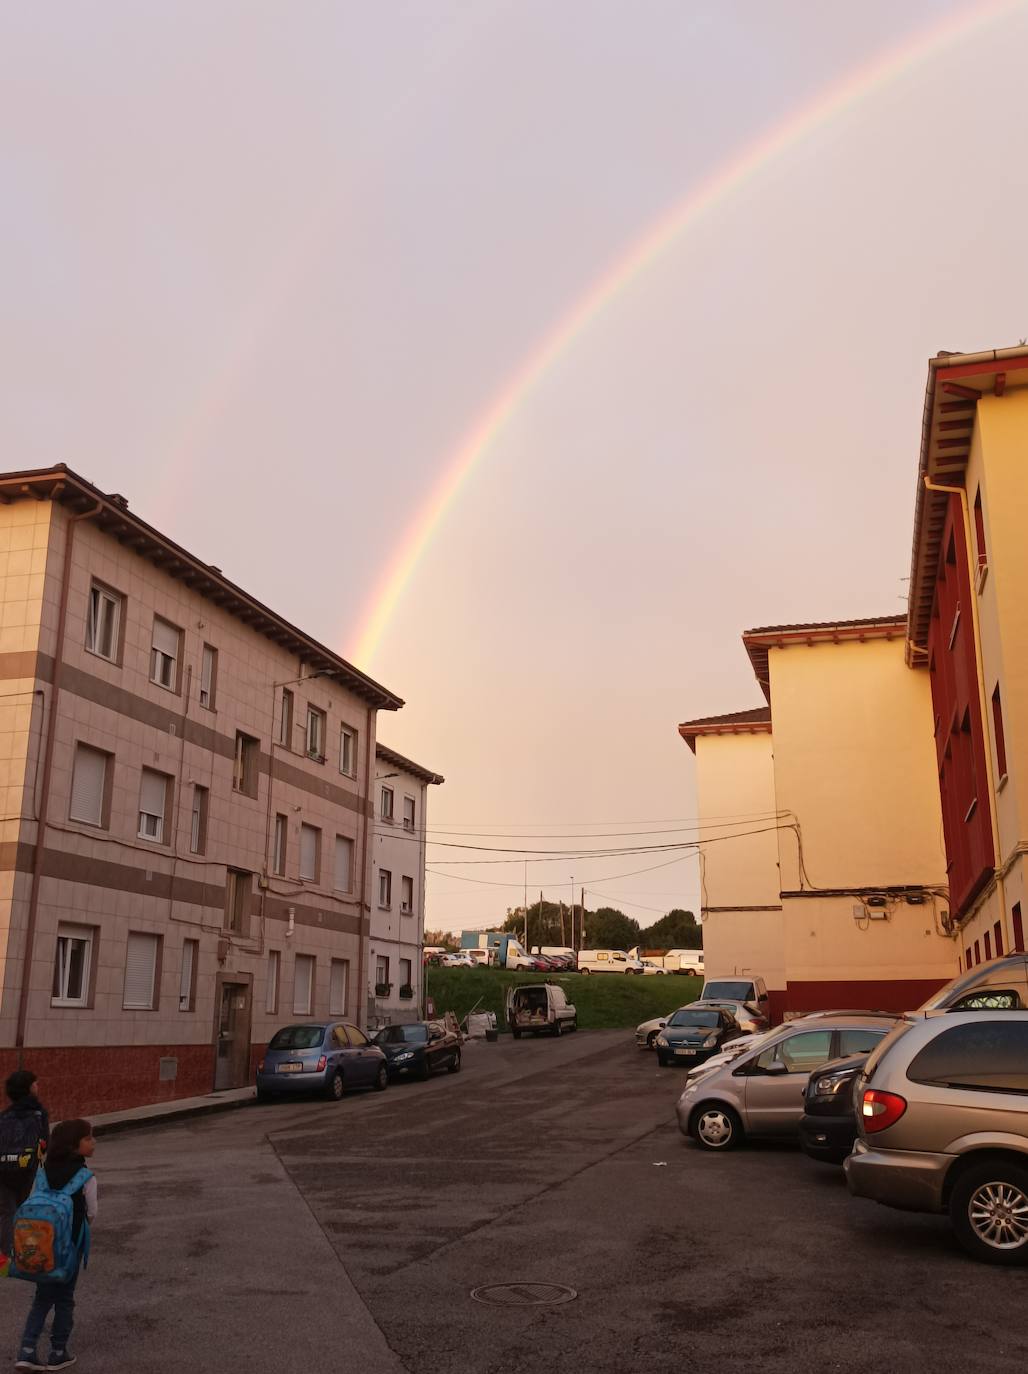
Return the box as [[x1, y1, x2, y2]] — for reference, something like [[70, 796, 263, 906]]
[[424, 966, 701, 1031]]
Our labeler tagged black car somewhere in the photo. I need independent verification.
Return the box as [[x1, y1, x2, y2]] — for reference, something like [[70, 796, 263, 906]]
[[656, 1006, 741, 1068], [798, 1052, 868, 1164], [372, 1021, 462, 1079]]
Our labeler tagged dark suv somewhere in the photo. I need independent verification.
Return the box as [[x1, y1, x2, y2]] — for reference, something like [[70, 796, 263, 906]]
[[799, 1053, 869, 1164]]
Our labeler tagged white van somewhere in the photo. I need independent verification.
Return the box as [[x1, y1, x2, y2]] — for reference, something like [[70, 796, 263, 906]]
[[578, 949, 645, 975], [505, 983, 578, 1037], [668, 950, 705, 977]]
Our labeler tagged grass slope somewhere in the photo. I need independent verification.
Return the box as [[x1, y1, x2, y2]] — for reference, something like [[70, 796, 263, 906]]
[[424, 966, 701, 1031]]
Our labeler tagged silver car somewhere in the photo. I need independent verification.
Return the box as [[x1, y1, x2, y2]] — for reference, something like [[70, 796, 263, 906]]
[[844, 1010, 1028, 1264], [676, 1013, 896, 1150]]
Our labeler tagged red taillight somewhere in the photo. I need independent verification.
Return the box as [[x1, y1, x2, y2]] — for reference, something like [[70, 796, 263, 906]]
[[317, 1055, 327, 1072], [861, 1088, 907, 1133]]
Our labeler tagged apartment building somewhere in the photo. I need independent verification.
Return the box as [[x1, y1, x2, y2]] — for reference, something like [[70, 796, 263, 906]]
[[908, 347, 1028, 967], [368, 742, 443, 1027], [0, 465, 404, 1118]]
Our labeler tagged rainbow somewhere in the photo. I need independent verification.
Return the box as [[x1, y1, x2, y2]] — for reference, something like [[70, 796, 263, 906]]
[[350, 0, 1020, 667]]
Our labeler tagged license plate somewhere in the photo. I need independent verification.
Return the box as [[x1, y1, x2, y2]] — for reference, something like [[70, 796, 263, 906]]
[[277, 1062, 303, 1073], [675, 1048, 698, 1056]]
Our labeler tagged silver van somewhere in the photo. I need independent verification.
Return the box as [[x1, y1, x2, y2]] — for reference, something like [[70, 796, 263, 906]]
[[919, 952, 1028, 1011], [699, 976, 769, 1020], [676, 1013, 896, 1150]]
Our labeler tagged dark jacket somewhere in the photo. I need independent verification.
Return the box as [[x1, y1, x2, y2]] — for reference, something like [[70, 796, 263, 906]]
[[44, 1154, 88, 1241], [6, 1095, 50, 1151]]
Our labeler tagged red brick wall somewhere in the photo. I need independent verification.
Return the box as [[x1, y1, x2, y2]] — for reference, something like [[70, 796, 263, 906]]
[[0, 1045, 216, 1120], [782, 976, 948, 1018]]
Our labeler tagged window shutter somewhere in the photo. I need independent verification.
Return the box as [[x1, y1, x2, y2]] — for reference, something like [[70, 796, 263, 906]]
[[266, 950, 280, 1013], [293, 954, 314, 1014], [124, 932, 158, 1009], [179, 940, 197, 1009], [300, 825, 317, 879], [70, 746, 106, 825], [330, 959, 348, 1015], [334, 837, 352, 891], [200, 646, 215, 703], [152, 618, 179, 656], [140, 770, 167, 817]]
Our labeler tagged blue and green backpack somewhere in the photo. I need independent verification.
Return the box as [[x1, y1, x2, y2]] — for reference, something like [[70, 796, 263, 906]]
[[10, 1167, 92, 1284]]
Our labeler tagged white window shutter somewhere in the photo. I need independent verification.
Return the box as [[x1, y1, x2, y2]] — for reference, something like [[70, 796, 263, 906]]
[[334, 837, 352, 890], [152, 618, 179, 656], [300, 825, 317, 879], [124, 932, 158, 1009], [140, 769, 166, 817], [330, 959, 348, 1015], [70, 746, 106, 825], [293, 954, 314, 1014], [200, 646, 215, 701], [266, 950, 280, 1013]]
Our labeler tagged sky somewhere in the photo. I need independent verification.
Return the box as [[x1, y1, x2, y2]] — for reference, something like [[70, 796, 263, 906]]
[[4, 0, 1028, 934]]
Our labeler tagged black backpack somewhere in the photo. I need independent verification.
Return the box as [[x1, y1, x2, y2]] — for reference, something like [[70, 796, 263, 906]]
[[0, 1109, 44, 1183]]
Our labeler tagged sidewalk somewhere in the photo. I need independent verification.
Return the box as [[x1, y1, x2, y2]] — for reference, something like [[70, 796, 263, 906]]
[[91, 1084, 255, 1135]]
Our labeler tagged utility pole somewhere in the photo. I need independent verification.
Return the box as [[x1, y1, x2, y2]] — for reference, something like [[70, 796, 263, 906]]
[[579, 890, 584, 952], [523, 861, 528, 950]]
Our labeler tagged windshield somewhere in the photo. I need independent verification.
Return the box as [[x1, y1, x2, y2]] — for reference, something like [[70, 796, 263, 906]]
[[375, 1025, 429, 1045], [918, 955, 1028, 1010], [669, 1010, 720, 1029], [703, 980, 754, 1001], [268, 1025, 325, 1051]]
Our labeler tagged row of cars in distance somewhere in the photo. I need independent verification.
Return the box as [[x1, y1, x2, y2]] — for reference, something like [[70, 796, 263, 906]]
[[429, 944, 707, 976], [255, 1018, 463, 1100], [642, 956, 1028, 1264]]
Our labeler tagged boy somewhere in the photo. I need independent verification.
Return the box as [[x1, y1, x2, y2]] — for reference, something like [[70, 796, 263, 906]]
[[16, 1119, 96, 1372], [0, 1071, 49, 1262]]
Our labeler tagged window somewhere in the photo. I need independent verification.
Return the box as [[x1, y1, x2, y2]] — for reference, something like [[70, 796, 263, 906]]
[[952, 989, 1022, 1010], [293, 954, 314, 1015], [190, 785, 209, 855], [908, 1021, 1028, 1094], [995, 921, 1005, 957], [403, 796, 416, 831], [299, 824, 320, 882], [199, 644, 217, 709], [992, 685, 1007, 781], [401, 875, 414, 913], [965, 946, 972, 971], [375, 955, 390, 987], [150, 616, 180, 690], [330, 959, 349, 1015], [233, 732, 259, 797], [1014, 903, 1025, 954], [124, 931, 160, 1010], [985, 930, 993, 961], [225, 869, 251, 933], [69, 743, 109, 827], [280, 689, 294, 747], [179, 939, 198, 1012], [273, 814, 287, 876], [758, 1030, 832, 1074], [837, 1028, 887, 1057], [306, 706, 326, 762], [378, 869, 392, 908], [346, 1025, 368, 1047], [380, 786, 394, 821], [334, 835, 353, 892], [52, 923, 94, 1007], [400, 958, 412, 989], [339, 726, 357, 776], [973, 487, 988, 569], [85, 583, 121, 662], [266, 950, 280, 1015], [138, 769, 169, 843], [974, 938, 982, 965]]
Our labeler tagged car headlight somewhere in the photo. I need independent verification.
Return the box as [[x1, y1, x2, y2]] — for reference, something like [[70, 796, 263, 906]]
[[394, 1052, 414, 1063], [813, 1073, 852, 1097], [703, 1034, 719, 1048], [656, 1035, 668, 1047]]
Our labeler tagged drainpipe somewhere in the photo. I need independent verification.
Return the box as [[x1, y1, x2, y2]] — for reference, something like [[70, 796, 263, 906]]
[[922, 475, 1007, 942], [357, 703, 374, 1028], [16, 499, 103, 1060]]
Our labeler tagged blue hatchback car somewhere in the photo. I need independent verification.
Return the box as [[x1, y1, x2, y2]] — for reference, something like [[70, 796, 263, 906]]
[[256, 1022, 389, 1101]]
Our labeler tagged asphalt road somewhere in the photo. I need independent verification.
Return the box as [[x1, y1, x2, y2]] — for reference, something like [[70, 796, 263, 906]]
[[2, 1031, 1026, 1373]]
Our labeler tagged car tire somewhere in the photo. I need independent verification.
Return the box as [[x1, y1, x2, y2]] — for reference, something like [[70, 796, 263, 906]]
[[646, 1031, 659, 1049], [256, 1087, 274, 1104], [373, 1065, 388, 1092], [580, 968, 590, 975], [690, 1103, 743, 1151], [553, 1019, 563, 1037], [325, 1071, 345, 1102], [418, 1059, 431, 1081], [569, 1020, 578, 1032], [447, 1051, 461, 1073], [949, 1161, 1028, 1265], [511, 1027, 522, 1039]]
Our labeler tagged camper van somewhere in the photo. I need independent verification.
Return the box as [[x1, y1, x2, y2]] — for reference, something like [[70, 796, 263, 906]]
[[578, 949, 645, 975]]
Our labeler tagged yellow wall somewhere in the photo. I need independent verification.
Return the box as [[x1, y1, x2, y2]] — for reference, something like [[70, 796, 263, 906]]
[[693, 731, 785, 991]]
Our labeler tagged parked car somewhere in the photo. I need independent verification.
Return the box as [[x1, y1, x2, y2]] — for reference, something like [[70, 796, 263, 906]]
[[919, 952, 1028, 1011], [640, 960, 668, 976], [579, 949, 645, 975], [655, 1006, 742, 1068], [372, 1021, 461, 1079], [636, 999, 766, 1051], [441, 951, 477, 968], [506, 983, 577, 1037], [845, 1011, 1028, 1264], [257, 1022, 388, 1101], [693, 998, 768, 1036], [798, 1052, 870, 1164], [699, 976, 769, 1020], [676, 1013, 896, 1150]]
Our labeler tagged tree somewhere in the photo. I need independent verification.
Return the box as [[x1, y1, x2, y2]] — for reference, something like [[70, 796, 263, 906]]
[[503, 901, 573, 948], [639, 909, 700, 950], [583, 907, 640, 950], [423, 929, 459, 952]]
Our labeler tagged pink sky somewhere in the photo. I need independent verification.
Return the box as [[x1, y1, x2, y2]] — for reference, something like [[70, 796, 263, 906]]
[[4, 1, 1027, 932]]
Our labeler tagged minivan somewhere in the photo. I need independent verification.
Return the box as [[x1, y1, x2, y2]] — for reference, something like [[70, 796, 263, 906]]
[[505, 983, 578, 1037], [845, 1011, 1028, 1264], [699, 975, 769, 1018], [578, 950, 644, 975]]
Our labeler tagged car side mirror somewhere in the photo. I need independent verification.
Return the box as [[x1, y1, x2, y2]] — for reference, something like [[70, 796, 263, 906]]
[[765, 1060, 790, 1076]]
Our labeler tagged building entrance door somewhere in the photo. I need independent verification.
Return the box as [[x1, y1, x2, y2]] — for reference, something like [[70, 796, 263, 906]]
[[214, 978, 252, 1091]]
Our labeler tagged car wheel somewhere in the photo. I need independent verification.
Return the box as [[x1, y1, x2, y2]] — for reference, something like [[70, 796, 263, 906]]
[[580, 967, 590, 975], [569, 1020, 578, 1032], [447, 1051, 461, 1073], [553, 1019, 563, 1037], [646, 1031, 659, 1049], [950, 1161, 1028, 1265], [256, 1087, 274, 1104], [690, 1103, 743, 1151], [373, 1065, 388, 1092], [418, 1059, 431, 1081], [325, 1071, 345, 1102]]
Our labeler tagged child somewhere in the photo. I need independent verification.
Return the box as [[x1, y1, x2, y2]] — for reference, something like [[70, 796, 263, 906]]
[[0, 1071, 50, 1265], [15, 1119, 96, 1372]]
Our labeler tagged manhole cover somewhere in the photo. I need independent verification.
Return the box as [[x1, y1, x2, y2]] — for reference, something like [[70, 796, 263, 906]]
[[470, 1282, 578, 1307]]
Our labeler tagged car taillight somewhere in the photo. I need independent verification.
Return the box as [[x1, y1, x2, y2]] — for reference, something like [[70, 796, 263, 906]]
[[317, 1055, 327, 1071], [861, 1088, 907, 1133]]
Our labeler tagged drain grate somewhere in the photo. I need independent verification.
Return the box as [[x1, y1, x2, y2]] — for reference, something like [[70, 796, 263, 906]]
[[470, 1282, 578, 1308]]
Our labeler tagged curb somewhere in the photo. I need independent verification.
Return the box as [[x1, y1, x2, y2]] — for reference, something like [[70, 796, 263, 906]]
[[92, 1091, 256, 1137]]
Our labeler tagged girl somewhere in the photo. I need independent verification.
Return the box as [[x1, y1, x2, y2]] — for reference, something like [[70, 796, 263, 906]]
[[16, 1119, 96, 1372]]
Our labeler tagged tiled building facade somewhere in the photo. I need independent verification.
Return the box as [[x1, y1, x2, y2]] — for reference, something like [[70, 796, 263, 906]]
[[0, 466, 431, 1118]]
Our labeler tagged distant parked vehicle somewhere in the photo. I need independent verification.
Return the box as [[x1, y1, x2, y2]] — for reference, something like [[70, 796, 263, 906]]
[[372, 1021, 462, 1079], [655, 1006, 742, 1068], [578, 949, 645, 975], [692, 999, 768, 1036], [640, 961, 668, 976], [636, 1000, 765, 1051], [630, 947, 705, 976], [441, 952, 477, 968], [798, 1052, 870, 1165], [845, 1011, 1028, 1265], [423, 946, 448, 965], [700, 976, 770, 1020], [506, 983, 577, 1038], [257, 1022, 388, 1101]]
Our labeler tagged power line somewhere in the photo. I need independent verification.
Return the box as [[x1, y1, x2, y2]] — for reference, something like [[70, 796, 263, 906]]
[[424, 822, 785, 864]]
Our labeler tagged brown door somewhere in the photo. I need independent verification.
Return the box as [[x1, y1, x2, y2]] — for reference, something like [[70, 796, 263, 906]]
[[214, 979, 253, 1091]]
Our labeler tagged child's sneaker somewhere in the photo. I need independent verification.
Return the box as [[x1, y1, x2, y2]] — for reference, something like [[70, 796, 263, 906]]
[[14, 1348, 42, 1371], [45, 1353, 76, 1371]]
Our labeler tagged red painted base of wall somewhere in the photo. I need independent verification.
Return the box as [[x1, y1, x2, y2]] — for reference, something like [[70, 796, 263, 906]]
[[0, 1045, 221, 1121], [781, 977, 948, 1019]]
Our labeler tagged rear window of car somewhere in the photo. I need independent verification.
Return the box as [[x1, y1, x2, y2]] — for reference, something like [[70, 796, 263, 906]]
[[704, 981, 753, 1001], [907, 1021, 1028, 1093], [838, 1028, 888, 1056], [669, 1010, 721, 1028], [375, 1025, 428, 1044], [268, 1025, 325, 1051]]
